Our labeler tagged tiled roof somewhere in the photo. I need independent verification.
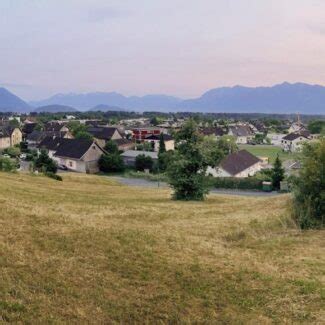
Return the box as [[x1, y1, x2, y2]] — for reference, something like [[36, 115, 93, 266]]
[[220, 150, 260, 176]]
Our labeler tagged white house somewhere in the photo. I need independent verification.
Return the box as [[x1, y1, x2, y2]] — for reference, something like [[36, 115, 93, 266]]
[[281, 133, 310, 152], [268, 133, 286, 146], [207, 150, 262, 178]]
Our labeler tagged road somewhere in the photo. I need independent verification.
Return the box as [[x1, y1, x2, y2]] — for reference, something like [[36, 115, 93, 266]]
[[110, 176, 282, 197]]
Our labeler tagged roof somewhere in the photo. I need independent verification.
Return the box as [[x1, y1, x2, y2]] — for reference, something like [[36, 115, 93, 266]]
[[38, 136, 67, 151], [54, 139, 104, 159], [229, 125, 253, 137], [44, 122, 68, 132], [88, 127, 119, 140], [282, 133, 309, 141], [27, 130, 64, 142], [0, 125, 19, 138], [220, 150, 261, 176], [144, 134, 174, 141], [113, 138, 134, 146], [121, 150, 158, 159]]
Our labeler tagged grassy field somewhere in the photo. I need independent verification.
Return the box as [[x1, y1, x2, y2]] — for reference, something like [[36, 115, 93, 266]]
[[239, 144, 300, 163], [0, 172, 324, 323]]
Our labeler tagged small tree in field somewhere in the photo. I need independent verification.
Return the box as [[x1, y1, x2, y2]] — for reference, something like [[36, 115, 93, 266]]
[[293, 139, 324, 229], [271, 155, 285, 190], [167, 120, 223, 201]]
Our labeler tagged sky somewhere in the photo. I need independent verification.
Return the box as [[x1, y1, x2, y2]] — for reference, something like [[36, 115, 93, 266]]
[[1, 0, 325, 101]]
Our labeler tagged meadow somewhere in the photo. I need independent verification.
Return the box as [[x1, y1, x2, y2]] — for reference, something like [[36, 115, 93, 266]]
[[0, 172, 324, 323], [239, 144, 300, 163]]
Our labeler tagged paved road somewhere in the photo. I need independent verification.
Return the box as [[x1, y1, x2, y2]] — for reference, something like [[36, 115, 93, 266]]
[[110, 176, 282, 197]]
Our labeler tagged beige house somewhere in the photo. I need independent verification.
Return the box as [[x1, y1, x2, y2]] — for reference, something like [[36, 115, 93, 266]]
[[0, 126, 22, 149], [88, 126, 123, 148], [143, 134, 175, 152], [228, 125, 254, 144], [207, 150, 262, 178], [53, 139, 105, 173]]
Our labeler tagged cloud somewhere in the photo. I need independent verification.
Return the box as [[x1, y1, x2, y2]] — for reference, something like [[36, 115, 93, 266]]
[[307, 23, 325, 35]]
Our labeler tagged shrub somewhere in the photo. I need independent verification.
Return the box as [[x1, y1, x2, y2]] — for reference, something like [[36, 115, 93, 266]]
[[292, 139, 324, 229], [45, 172, 63, 181], [212, 177, 263, 190], [99, 153, 125, 173], [34, 149, 58, 173], [135, 154, 154, 171], [0, 157, 17, 172], [3, 146, 21, 158]]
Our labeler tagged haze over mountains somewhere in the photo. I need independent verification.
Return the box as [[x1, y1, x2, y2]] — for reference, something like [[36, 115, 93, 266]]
[[1, 82, 325, 114]]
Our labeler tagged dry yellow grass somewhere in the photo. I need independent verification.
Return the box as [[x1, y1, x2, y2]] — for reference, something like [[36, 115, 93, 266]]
[[0, 172, 324, 323]]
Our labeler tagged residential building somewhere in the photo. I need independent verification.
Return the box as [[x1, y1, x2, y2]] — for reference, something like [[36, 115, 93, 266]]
[[88, 126, 123, 147], [53, 139, 106, 173], [0, 126, 22, 149], [143, 134, 175, 152], [112, 138, 135, 152], [228, 125, 254, 144], [207, 150, 262, 178], [281, 133, 310, 152]]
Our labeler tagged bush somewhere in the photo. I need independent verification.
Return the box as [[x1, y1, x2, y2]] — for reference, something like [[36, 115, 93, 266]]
[[212, 177, 263, 190], [34, 149, 58, 173], [45, 172, 63, 181], [0, 157, 17, 172], [135, 154, 154, 171], [3, 146, 21, 158], [292, 139, 324, 229], [99, 153, 125, 173]]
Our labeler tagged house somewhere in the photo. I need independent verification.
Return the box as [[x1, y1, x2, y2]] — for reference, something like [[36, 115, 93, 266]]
[[38, 136, 66, 158], [200, 127, 225, 138], [121, 150, 158, 167], [143, 134, 175, 152], [0, 126, 22, 149], [207, 150, 262, 178], [268, 133, 286, 146], [288, 122, 306, 134], [281, 133, 310, 152], [228, 125, 254, 144], [44, 122, 70, 133], [132, 127, 162, 141], [27, 130, 73, 149], [113, 138, 135, 152], [53, 139, 106, 173], [88, 126, 123, 147]]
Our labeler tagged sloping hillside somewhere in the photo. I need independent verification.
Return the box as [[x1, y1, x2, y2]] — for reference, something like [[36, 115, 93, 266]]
[[0, 88, 30, 112], [0, 172, 324, 323]]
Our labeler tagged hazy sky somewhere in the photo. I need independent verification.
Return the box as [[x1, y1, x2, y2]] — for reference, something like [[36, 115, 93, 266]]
[[1, 0, 325, 100]]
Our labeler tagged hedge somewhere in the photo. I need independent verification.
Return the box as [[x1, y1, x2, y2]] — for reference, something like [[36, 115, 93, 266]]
[[211, 177, 263, 190]]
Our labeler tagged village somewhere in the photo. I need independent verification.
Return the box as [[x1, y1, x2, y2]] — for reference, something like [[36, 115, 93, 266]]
[[0, 112, 322, 192]]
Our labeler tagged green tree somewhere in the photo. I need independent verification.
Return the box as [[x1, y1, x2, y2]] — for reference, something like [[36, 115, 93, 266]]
[[75, 130, 93, 141], [104, 140, 119, 154], [307, 120, 325, 134], [158, 133, 166, 154], [271, 155, 285, 190], [135, 154, 154, 171], [99, 153, 124, 173], [167, 120, 223, 201], [216, 135, 238, 156], [293, 139, 325, 229], [34, 149, 58, 173]]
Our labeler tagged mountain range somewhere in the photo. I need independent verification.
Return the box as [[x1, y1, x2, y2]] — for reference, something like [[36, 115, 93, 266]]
[[1, 82, 325, 114]]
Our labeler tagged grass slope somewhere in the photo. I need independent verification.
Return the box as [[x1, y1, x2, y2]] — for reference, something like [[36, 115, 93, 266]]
[[0, 172, 324, 323], [239, 144, 300, 163]]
